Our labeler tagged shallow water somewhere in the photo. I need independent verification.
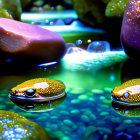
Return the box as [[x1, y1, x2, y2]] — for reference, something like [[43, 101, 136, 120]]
[[1, 50, 140, 140]]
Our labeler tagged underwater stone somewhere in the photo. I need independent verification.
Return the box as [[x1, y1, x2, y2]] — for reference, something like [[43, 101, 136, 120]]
[[0, 18, 66, 63], [111, 117, 122, 123], [96, 127, 112, 134], [102, 99, 112, 104], [84, 126, 96, 138], [121, 0, 140, 58], [87, 41, 111, 53], [63, 120, 73, 126], [70, 88, 86, 94], [91, 89, 104, 94], [78, 95, 88, 101], [70, 109, 80, 114], [123, 119, 132, 124], [0, 110, 49, 140], [81, 115, 90, 123], [71, 99, 80, 104], [104, 87, 113, 93], [100, 112, 109, 116]]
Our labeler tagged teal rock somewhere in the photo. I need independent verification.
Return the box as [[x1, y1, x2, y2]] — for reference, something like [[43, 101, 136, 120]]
[[111, 117, 122, 123], [102, 99, 112, 104], [60, 111, 69, 115], [100, 112, 109, 116], [104, 87, 113, 93], [61, 136, 71, 140], [78, 95, 88, 100], [84, 126, 96, 138], [97, 127, 112, 134], [81, 115, 90, 123], [70, 109, 80, 115], [70, 88, 86, 94], [124, 119, 132, 124], [91, 89, 104, 94], [103, 134, 108, 140], [63, 120, 73, 126], [71, 99, 80, 104], [115, 124, 127, 131], [89, 113, 96, 120]]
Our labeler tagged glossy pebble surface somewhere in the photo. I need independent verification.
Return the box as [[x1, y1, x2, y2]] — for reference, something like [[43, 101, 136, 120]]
[[0, 18, 66, 62], [121, 0, 140, 58], [0, 110, 49, 140]]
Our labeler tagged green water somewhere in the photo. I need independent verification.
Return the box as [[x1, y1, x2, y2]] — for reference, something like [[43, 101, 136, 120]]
[[1, 54, 140, 140]]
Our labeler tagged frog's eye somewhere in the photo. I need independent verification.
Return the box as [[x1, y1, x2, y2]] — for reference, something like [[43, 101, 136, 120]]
[[24, 89, 36, 97], [123, 92, 130, 98]]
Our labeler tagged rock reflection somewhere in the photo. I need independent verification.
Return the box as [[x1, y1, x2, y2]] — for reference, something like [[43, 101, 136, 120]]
[[10, 94, 66, 112], [112, 102, 140, 117]]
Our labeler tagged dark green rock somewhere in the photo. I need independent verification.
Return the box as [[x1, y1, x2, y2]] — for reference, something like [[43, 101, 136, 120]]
[[0, 0, 22, 20]]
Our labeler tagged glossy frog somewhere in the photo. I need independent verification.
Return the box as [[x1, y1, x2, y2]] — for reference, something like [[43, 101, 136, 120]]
[[112, 79, 140, 106], [9, 78, 66, 102]]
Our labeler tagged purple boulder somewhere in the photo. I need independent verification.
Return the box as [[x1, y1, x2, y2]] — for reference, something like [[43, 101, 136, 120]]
[[121, 0, 140, 58]]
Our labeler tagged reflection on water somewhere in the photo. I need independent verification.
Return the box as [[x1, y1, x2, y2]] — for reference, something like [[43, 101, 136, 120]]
[[1, 52, 140, 139], [10, 95, 66, 112], [112, 102, 140, 117]]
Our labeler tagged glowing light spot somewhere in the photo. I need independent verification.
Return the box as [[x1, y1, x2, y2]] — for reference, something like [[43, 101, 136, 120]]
[[34, 82, 49, 89]]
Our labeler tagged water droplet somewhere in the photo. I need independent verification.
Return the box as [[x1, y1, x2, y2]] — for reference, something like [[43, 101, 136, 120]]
[[76, 40, 82, 45]]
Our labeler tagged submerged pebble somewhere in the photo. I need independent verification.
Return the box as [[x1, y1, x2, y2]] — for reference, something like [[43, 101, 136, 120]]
[[81, 115, 90, 123], [78, 95, 88, 101]]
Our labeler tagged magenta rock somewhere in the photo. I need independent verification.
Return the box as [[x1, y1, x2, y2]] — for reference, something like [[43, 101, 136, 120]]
[[0, 18, 66, 62], [121, 0, 140, 58]]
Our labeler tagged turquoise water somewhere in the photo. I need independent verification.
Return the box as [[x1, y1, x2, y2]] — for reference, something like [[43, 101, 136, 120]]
[[1, 52, 140, 140]]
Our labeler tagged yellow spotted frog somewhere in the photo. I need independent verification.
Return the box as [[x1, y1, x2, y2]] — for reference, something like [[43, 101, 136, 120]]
[[112, 79, 140, 106], [9, 78, 66, 102]]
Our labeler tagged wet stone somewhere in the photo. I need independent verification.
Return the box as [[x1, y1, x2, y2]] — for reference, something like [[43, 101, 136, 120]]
[[96, 127, 112, 134], [123, 119, 132, 124], [104, 87, 113, 93], [91, 89, 104, 94], [111, 117, 122, 123], [81, 115, 90, 123], [60, 111, 69, 115], [70, 88, 85, 94], [70, 109, 80, 115], [0, 110, 49, 140], [78, 95, 88, 101], [84, 126, 96, 138], [89, 113, 96, 120], [61, 136, 71, 140], [63, 120, 73, 126], [71, 99, 80, 104], [100, 112, 109, 116], [115, 124, 127, 131], [102, 99, 112, 104]]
